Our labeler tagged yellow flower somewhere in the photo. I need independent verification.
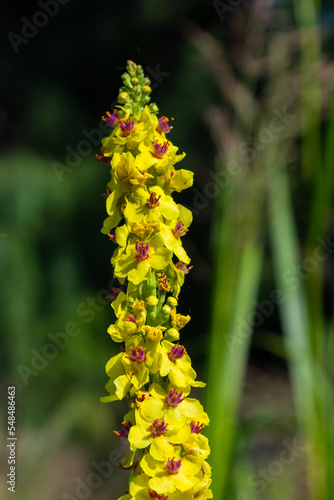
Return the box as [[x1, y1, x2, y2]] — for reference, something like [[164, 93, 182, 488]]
[[124, 186, 179, 224], [130, 221, 160, 240], [129, 473, 193, 500], [140, 445, 201, 494], [189, 461, 213, 500], [108, 301, 147, 342], [136, 383, 204, 429], [100, 352, 132, 402], [112, 151, 155, 186], [160, 206, 193, 264], [159, 340, 205, 389], [113, 234, 172, 285], [170, 308, 191, 330], [164, 168, 194, 194]]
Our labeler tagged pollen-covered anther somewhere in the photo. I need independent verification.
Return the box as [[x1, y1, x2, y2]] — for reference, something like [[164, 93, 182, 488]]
[[166, 457, 182, 475], [125, 314, 136, 323], [146, 192, 161, 208], [113, 420, 132, 438], [152, 140, 169, 159], [172, 221, 188, 238], [151, 418, 168, 437], [148, 489, 169, 500], [175, 261, 193, 274], [102, 109, 119, 126], [190, 421, 205, 434], [164, 388, 184, 407], [168, 345, 186, 362], [96, 153, 111, 164], [135, 241, 150, 261], [156, 116, 172, 134], [119, 117, 135, 136], [157, 272, 170, 293], [108, 231, 116, 243], [127, 346, 147, 364]]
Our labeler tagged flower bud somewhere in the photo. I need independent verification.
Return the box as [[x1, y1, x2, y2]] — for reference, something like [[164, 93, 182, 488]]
[[132, 77, 139, 85], [127, 295, 136, 304], [118, 92, 130, 103], [167, 296, 178, 307], [162, 305, 171, 316], [142, 86, 152, 94], [167, 328, 180, 341], [147, 295, 158, 307]]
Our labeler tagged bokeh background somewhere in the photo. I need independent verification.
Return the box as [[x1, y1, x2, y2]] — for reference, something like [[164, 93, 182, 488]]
[[1, 1, 334, 499]]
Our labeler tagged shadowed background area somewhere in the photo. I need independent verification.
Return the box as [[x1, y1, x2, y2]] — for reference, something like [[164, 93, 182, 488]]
[[1, 1, 334, 499]]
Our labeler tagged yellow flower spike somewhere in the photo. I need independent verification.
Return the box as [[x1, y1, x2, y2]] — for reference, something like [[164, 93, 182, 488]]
[[98, 61, 211, 500]]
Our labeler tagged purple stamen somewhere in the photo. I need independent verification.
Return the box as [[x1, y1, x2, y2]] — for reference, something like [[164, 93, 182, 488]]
[[135, 241, 150, 261], [113, 420, 132, 438], [119, 118, 135, 136], [96, 153, 111, 164], [172, 221, 188, 238], [107, 287, 122, 302], [146, 192, 161, 209], [168, 345, 186, 362], [166, 457, 182, 475], [201, 466, 205, 477], [175, 261, 193, 274], [151, 418, 168, 438], [152, 141, 169, 159], [126, 314, 136, 323], [102, 109, 119, 126], [164, 389, 184, 407], [128, 346, 147, 364], [156, 116, 172, 134], [190, 421, 205, 434]]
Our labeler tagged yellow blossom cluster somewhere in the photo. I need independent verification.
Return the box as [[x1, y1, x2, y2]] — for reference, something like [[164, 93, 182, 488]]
[[98, 61, 212, 500]]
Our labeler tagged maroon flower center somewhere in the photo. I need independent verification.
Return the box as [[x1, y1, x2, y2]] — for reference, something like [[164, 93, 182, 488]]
[[156, 116, 172, 134], [164, 389, 184, 407], [102, 109, 119, 126], [172, 221, 188, 238], [128, 346, 147, 364], [151, 418, 168, 437], [166, 457, 182, 475], [148, 490, 169, 500], [168, 345, 186, 362], [113, 420, 132, 438], [146, 192, 161, 209], [119, 118, 135, 136], [175, 261, 193, 274], [190, 421, 205, 434], [152, 140, 169, 159], [135, 241, 150, 261]]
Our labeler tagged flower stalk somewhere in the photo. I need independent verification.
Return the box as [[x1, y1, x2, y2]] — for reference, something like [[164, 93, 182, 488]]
[[98, 60, 212, 500]]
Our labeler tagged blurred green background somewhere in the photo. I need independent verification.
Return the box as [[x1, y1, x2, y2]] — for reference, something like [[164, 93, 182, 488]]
[[1, 1, 334, 499]]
